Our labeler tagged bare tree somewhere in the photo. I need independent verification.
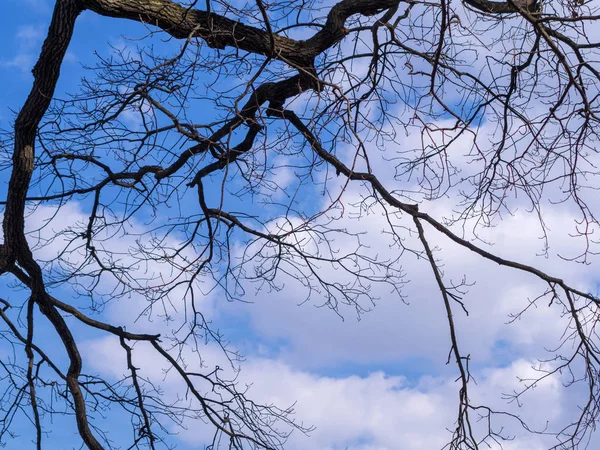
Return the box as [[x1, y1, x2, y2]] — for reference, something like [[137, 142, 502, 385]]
[[1, 0, 600, 448]]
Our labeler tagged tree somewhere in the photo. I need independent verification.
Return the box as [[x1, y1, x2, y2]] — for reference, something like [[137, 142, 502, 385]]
[[1, 0, 600, 448]]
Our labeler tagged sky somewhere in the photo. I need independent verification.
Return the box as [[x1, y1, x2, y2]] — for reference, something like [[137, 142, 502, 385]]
[[1, 0, 600, 449]]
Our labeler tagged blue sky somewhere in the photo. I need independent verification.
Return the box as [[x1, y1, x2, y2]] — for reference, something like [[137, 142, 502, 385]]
[[2, 1, 600, 449]]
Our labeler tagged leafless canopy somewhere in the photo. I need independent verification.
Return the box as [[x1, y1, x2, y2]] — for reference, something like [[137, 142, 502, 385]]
[[2, 0, 600, 448]]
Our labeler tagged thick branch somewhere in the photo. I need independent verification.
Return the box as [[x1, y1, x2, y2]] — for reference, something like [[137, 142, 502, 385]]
[[2, 1, 103, 448], [83, 0, 312, 64], [463, 0, 537, 14]]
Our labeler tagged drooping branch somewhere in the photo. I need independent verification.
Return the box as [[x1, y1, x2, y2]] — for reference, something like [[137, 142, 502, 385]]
[[280, 109, 598, 305]]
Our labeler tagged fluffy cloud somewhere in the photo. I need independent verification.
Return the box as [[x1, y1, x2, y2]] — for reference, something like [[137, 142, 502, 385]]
[[0, 24, 45, 72], [23, 166, 600, 448], [15, 89, 600, 449], [222, 191, 587, 367], [84, 333, 572, 449]]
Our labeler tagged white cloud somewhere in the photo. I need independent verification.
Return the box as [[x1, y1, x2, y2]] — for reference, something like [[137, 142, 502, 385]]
[[24, 202, 218, 334], [221, 191, 588, 369], [83, 334, 572, 449], [16, 63, 600, 447], [0, 24, 45, 73], [1, 53, 36, 72], [24, 168, 599, 446], [2, 1, 599, 448], [1, 22, 78, 73]]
